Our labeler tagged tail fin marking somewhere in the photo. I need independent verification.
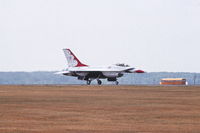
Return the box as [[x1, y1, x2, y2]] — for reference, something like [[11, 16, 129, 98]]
[[63, 49, 88, 67]]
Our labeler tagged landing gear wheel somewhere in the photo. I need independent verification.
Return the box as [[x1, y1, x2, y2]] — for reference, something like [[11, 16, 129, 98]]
[[97, 80, 102, 85], [87, 80, 91, 85], [115, 81, 119, 85]]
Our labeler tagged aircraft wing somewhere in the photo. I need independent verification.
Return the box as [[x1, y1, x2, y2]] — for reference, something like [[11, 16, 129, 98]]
[[54, 71, 70, 75]]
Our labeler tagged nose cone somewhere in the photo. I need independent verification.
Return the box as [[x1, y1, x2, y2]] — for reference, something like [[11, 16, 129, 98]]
[[134, 70, 145, 73]]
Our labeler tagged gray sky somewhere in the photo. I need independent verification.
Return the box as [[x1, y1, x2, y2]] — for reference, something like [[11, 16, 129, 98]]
[[0, 0, 200, 72]]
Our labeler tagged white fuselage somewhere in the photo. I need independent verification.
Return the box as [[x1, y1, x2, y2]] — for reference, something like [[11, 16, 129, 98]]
[[63, 65, 135, 77], [57, 48, 144, 85]]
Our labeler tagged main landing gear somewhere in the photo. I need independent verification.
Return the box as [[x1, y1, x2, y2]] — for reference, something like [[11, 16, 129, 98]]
[[97, 80, 102, 85], [86, 79, 119, 85], [86, 79, 102, 85], [86, 80, 91, 85]]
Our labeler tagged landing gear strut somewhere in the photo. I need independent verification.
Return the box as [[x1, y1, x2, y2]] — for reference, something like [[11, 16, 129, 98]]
[[97, 80, 102, 85]]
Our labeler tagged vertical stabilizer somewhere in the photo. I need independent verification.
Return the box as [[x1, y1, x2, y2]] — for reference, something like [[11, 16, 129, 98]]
[[63, 49, 88, 67]]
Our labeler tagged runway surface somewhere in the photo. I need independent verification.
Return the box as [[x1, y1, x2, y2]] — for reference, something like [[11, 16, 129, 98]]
[[0, 85, 200, 133]]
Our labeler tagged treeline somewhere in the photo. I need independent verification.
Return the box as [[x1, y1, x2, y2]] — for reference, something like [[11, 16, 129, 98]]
[[0, 71, 199, 85]]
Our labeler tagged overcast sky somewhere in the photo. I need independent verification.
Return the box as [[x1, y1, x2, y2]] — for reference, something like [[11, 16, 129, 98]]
[[0, 0, 200, 72]]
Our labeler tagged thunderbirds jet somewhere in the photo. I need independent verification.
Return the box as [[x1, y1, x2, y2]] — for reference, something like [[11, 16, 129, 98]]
[[57, 49, 144, 85]]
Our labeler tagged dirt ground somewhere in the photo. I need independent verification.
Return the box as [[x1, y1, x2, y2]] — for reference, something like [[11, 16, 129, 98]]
[[0, 85, 200, 133]]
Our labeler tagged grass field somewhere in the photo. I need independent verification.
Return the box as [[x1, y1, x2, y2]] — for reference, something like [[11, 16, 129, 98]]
[[0, 85, 200, 133]]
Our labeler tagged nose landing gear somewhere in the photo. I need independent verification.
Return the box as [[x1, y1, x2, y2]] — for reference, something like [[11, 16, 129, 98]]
[[115, 81, 119, 85]]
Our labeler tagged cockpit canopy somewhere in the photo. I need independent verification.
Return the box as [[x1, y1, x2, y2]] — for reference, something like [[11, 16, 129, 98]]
[[115, 63, 130, 67]]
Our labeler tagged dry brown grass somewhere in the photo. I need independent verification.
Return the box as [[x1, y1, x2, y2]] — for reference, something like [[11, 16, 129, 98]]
[[0, 85, 200, 133]]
